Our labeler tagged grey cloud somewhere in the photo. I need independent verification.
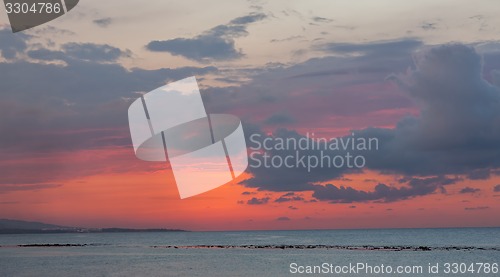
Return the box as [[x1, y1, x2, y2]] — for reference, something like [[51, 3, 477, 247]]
[[321, 39, 423, 57], [276, 216, 291, 221], [203, 40, 418, 122], [230, 13, 266, 25], [467, 169, 491, 180], [27, 48, 66, 61], [464, 206, 489, 211], [147, 36, 242, 61], [0, 183, 62, 194], [459, 187, 481, 194], [247, 197, 270, 205], [493, 70, 500, 87], [62, 43, 129, 62], [146, 13, 266, 61], [312, 16, 333, 23], [0, 39, 217, 188], [28, 43, 130, 63], [274, 192, 305, 203], [421, 22, 437, 31], [236, 43, 500, 203], [0, 29, 30, 59], [264, 113, 296, 125], [93, 17, 113, 28], [493, 185, 500, 192], [312, 176, 454, 203]]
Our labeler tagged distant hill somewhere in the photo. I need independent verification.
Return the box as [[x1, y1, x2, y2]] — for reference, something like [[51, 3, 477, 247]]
[[0, 219, 186, 234], [0, 219, 70, 230]]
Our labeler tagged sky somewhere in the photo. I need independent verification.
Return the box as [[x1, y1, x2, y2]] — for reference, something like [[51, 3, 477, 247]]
[[0, 0, 499, 231]]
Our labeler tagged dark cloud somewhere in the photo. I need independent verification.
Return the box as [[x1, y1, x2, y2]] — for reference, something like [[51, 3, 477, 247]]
[[312, 176, 455, 203], [241, 191, 256, 195], [27, 48, 66, 61], [247, 197, 270, 205], [146, 13, 266, 61], [233, 43, 500, 203], [274, 192, 305, 203], [421, 22, 437, 31], [312, 16, 333, 23], [459, 187, 481, 194], [288, 206, 298, 210], [0, 29, 30, 59], [0, 183, 62, 194], [378, 44, 500, 176], [93, 17, 113, 28], [494, 185, 500, 192], [467, 169, 491, 180], [28, 43, 130, 63], [264, 113, 296, 125], [31, 26, 75, 36], [276, 216, 290, 221], [321, 39, 423, 57], [202, 40, 417, 125], [62, 43, 130, 62], [0, 34, 218, 188], [464, 206, 489, 211], [229, 13, 266, 25]]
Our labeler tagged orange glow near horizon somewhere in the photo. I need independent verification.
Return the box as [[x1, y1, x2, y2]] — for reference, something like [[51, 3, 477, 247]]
[[0, 145, 498, 231]]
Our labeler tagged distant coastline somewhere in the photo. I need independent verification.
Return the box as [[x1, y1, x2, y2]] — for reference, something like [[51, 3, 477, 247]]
[[0, 228, 187, 234], [0, 219, 186, 234]]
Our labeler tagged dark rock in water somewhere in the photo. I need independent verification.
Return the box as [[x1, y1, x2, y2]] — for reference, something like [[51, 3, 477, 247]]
[[148, 244, 500, 252]]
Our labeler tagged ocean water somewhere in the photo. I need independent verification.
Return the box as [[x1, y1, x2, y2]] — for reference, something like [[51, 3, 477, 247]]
[[0, 228, 499, 276]]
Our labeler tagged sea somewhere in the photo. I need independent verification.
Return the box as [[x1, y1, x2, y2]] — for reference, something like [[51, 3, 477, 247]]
[[0, 228, 499, 276]]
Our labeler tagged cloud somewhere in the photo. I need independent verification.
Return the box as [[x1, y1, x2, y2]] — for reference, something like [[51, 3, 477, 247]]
[[264, 113, 296, 125], [378, 44, 500, 176], [276, 216, 291, 221], [321, 39, 423, 57], [0, 29, 30, 59], [274, 192, 305, 203], [312, 176, 456, 203], [494, 185, 500, 192], [146, 13, 266, 61], [459, 187, 481, 194], [231, 43, 500, 203], [247, 197, 270, 205], [0, 32, 218, 188], [311, 16, 333, 23], [467, 169, 491, 180], [464, 206, 490, 211], [0, 183, 62, 194], [62, 43, 130, 62], [28, 43, 130, 63], [421, 22, 437, 31], [288, 206, 298, 210], [93, 17, 113, 28], [229, 13, 266, 25]]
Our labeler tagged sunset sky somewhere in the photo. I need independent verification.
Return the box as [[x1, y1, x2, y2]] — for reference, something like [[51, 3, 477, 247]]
[[0, 0, 499, 231]]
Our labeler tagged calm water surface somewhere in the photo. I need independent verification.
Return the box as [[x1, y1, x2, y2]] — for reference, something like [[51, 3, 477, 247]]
[[0, 228, 499, 276]]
